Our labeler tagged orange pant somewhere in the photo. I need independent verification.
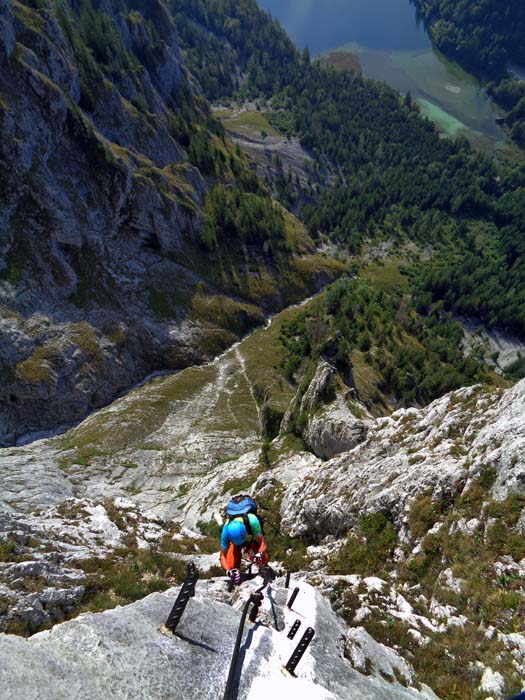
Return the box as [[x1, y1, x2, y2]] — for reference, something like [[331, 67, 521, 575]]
[[222, 541, 269, 570]]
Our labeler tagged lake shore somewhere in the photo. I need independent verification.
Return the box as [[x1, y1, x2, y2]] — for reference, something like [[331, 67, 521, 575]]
[[257, 0, 510, 155]]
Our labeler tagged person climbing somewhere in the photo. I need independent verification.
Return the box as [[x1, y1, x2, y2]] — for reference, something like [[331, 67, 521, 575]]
[[219, 495, 269, 585]]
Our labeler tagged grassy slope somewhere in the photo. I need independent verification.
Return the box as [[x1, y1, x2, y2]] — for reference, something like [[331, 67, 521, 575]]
[[215, 107, 281, 138], [56, 289, 319, 465], [328, 466, 525, 699]]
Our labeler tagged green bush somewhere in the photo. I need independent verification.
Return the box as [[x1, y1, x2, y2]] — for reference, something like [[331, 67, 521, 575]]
[[0, 539, 19, 563], [196, 519, 222, 539], [329, 512, 397, 577]]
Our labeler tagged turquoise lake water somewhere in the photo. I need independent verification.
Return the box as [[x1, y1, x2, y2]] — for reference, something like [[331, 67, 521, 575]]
[[257, 0, 508, 151]]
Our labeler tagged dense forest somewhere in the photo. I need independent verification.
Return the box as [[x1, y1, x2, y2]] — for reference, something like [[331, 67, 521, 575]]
[[169, 0, 525, 348], [412, 0, 525, 145], [172, 0, 497, 230], [412, 0, 525, 74], [413, 187, 525, 339], [279, 275, 492, 411], [32, 0, 525, 375]]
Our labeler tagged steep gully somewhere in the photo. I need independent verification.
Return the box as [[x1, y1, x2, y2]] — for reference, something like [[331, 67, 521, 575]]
[[11, 293, 318, 450]]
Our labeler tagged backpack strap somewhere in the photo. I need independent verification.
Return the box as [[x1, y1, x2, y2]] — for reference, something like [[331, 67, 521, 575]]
[[243, 513, 253, 538], [242, 513, 266, 539]]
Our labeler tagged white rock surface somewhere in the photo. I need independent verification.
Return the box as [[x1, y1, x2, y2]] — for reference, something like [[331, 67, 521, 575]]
[[305, 397, 369, 460], [280, 382, 525, 539], [0, 498, 168, 631], [0, 577, 438, 700], [345, 627, 413, 684], [479, 667, 505, 697]]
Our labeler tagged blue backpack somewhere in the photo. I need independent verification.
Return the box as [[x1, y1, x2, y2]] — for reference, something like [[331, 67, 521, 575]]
[[226, 495, 264, 536]]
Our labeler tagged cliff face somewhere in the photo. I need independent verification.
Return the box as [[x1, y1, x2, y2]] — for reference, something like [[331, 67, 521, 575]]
[[0, 0, 339, 445]]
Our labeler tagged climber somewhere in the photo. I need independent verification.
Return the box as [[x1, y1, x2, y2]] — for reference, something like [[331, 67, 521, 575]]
[[219, 511, 269, 585]]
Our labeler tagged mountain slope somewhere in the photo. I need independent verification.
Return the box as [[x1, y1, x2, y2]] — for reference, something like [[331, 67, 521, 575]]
[[2, 352, 525, 696], [0, 0, 342, 445], [167, 0, 525, 339]]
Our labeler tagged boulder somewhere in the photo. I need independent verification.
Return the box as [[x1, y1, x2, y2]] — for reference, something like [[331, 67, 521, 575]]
[[305, 397, 368, 460]]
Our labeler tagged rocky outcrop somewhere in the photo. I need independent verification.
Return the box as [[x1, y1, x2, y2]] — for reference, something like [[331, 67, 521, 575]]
[[467, 379, 525, 500], [280, 384, 503, 539], [304, 397, 368, 460], [0, 497, 166, 632], [0, 576, 85, 634], [3, 359, 525, 536], [345, 627, 416, 686], [281, 361, 336, 435], [282, 360, 368, 460], [0, 576, 439, 700], [301, 361, 338, 413]]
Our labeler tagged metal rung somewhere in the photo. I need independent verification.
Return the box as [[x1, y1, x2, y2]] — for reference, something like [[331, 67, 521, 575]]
[[287, 586, 300, 609], [287, 619, 301, 640], [285, 627, 315, 675], [165, 563, 198, 632]]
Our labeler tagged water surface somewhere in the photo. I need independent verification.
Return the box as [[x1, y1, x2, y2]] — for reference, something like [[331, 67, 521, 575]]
[[259, 0, 429, 55]]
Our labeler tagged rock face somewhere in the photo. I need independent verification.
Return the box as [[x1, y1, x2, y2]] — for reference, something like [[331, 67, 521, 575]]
[[0, 0, 336, 445], [300, 360, 337, 413], [0, 497, 166, 633], [282, 360, 367, 460], [0, 0, 14, 58], [305, 397, 368, 460], [281, 360, 336, 435], [281, 383, 506, 539], [468, 379, 525, 501], [0, 295, 309, 522], [0, 576, 438, 700], [0, 0, 196, 443]]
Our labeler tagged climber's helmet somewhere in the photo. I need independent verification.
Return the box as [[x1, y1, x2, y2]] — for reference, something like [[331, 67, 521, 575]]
[[227, 520, 247, 546]]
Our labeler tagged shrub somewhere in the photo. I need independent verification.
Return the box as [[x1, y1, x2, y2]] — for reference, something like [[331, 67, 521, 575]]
[[196, 519, 222, 539], [329, 513, 397, 577]]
